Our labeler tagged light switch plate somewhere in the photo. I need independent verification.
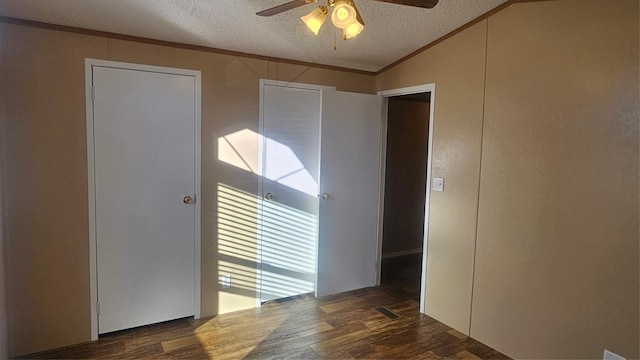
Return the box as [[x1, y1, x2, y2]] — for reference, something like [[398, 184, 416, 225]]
[[433, 178, 444, 192]]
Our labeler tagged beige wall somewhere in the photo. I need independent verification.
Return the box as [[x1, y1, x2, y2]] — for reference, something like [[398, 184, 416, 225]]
[[0, 177, 6, 359], [0, 23, 375, 357], [0, 25, 7, 356], [472, 1, 639, 358], [377, 0, 639, 358], [1, 26, 109, 357], [382, 98, 430, 255]]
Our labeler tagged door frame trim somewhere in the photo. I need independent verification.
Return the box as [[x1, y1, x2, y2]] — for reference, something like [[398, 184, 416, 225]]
[[85, 58, 202, 340], [377, 83, 436, 315]]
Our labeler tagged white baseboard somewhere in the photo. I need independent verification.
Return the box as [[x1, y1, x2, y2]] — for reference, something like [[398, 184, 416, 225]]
[[382, 248, 422, 259]]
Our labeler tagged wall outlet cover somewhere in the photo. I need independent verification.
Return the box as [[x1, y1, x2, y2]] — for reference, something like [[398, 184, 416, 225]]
[[222, 274, 231, 289]]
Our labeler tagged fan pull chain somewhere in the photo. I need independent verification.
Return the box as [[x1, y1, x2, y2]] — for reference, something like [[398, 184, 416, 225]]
[[334, 27, 337, 50]]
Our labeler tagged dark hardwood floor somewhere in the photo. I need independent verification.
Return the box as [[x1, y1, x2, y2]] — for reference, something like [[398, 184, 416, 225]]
[[20, 255, 508, 359]]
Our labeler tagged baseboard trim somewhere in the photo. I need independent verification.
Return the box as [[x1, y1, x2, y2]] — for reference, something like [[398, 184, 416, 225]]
[[382, 248, 422, 259]]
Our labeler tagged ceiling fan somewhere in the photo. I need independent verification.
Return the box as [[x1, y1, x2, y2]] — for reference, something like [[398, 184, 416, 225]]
[[257, 0, 439, 40]]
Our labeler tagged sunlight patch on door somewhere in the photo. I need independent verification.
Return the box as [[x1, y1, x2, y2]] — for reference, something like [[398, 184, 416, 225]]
[[217, 128, 318, 196], [216, 183, 317, 303], [260, 198, 317, 301]]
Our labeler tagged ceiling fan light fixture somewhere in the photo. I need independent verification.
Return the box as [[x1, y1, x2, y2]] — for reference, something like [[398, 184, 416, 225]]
[[301, 6, 328, 35], [343, 0, 364, 39], [331, 0, 357, 29], [343, 20, 364, 39], [258, 0, 440, 43]]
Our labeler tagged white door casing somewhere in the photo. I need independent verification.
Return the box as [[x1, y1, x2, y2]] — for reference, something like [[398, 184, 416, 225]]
[[86, 59, 201, 338], [378, 84, 436, 314], [316, 90, 383, 297]]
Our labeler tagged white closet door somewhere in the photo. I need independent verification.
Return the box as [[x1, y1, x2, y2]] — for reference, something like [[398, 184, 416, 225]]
[[92, 66, 197, 334], [317, 90, 382, 297], [259, 83, 321, 303]]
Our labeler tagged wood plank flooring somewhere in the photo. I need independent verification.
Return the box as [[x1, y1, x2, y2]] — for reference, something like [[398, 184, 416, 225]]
[[19, 256, 509, 359]]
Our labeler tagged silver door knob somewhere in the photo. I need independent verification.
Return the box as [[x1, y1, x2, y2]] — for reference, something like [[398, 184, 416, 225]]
[[321, 193, 330, 200], [265, 192, 275, 200], [183, 195, 194, 204]]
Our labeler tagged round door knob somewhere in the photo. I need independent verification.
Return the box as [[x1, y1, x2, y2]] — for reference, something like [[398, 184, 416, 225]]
[[183, 195, 194, 204], [321, 193, 330, 200], [265, 192, 275, 200]]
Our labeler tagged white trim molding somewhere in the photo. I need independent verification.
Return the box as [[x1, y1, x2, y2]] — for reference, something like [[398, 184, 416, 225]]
[[377, 83, 436, 315]]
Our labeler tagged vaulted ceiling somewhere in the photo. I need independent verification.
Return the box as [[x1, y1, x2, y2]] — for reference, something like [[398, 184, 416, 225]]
[[0, 0, 509, 72]]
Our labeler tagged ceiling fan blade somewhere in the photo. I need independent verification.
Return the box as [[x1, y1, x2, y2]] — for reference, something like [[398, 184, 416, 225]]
[[256, 0, 315, 17], [372, 0, 439, 9]]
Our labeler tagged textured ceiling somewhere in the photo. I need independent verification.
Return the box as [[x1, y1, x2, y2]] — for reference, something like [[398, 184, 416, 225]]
[[0, 0, 509, 72]]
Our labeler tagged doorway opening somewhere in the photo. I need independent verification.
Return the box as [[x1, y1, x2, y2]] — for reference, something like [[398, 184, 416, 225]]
[[380, 92, 430, 294], [377, 84, 435, 313]]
